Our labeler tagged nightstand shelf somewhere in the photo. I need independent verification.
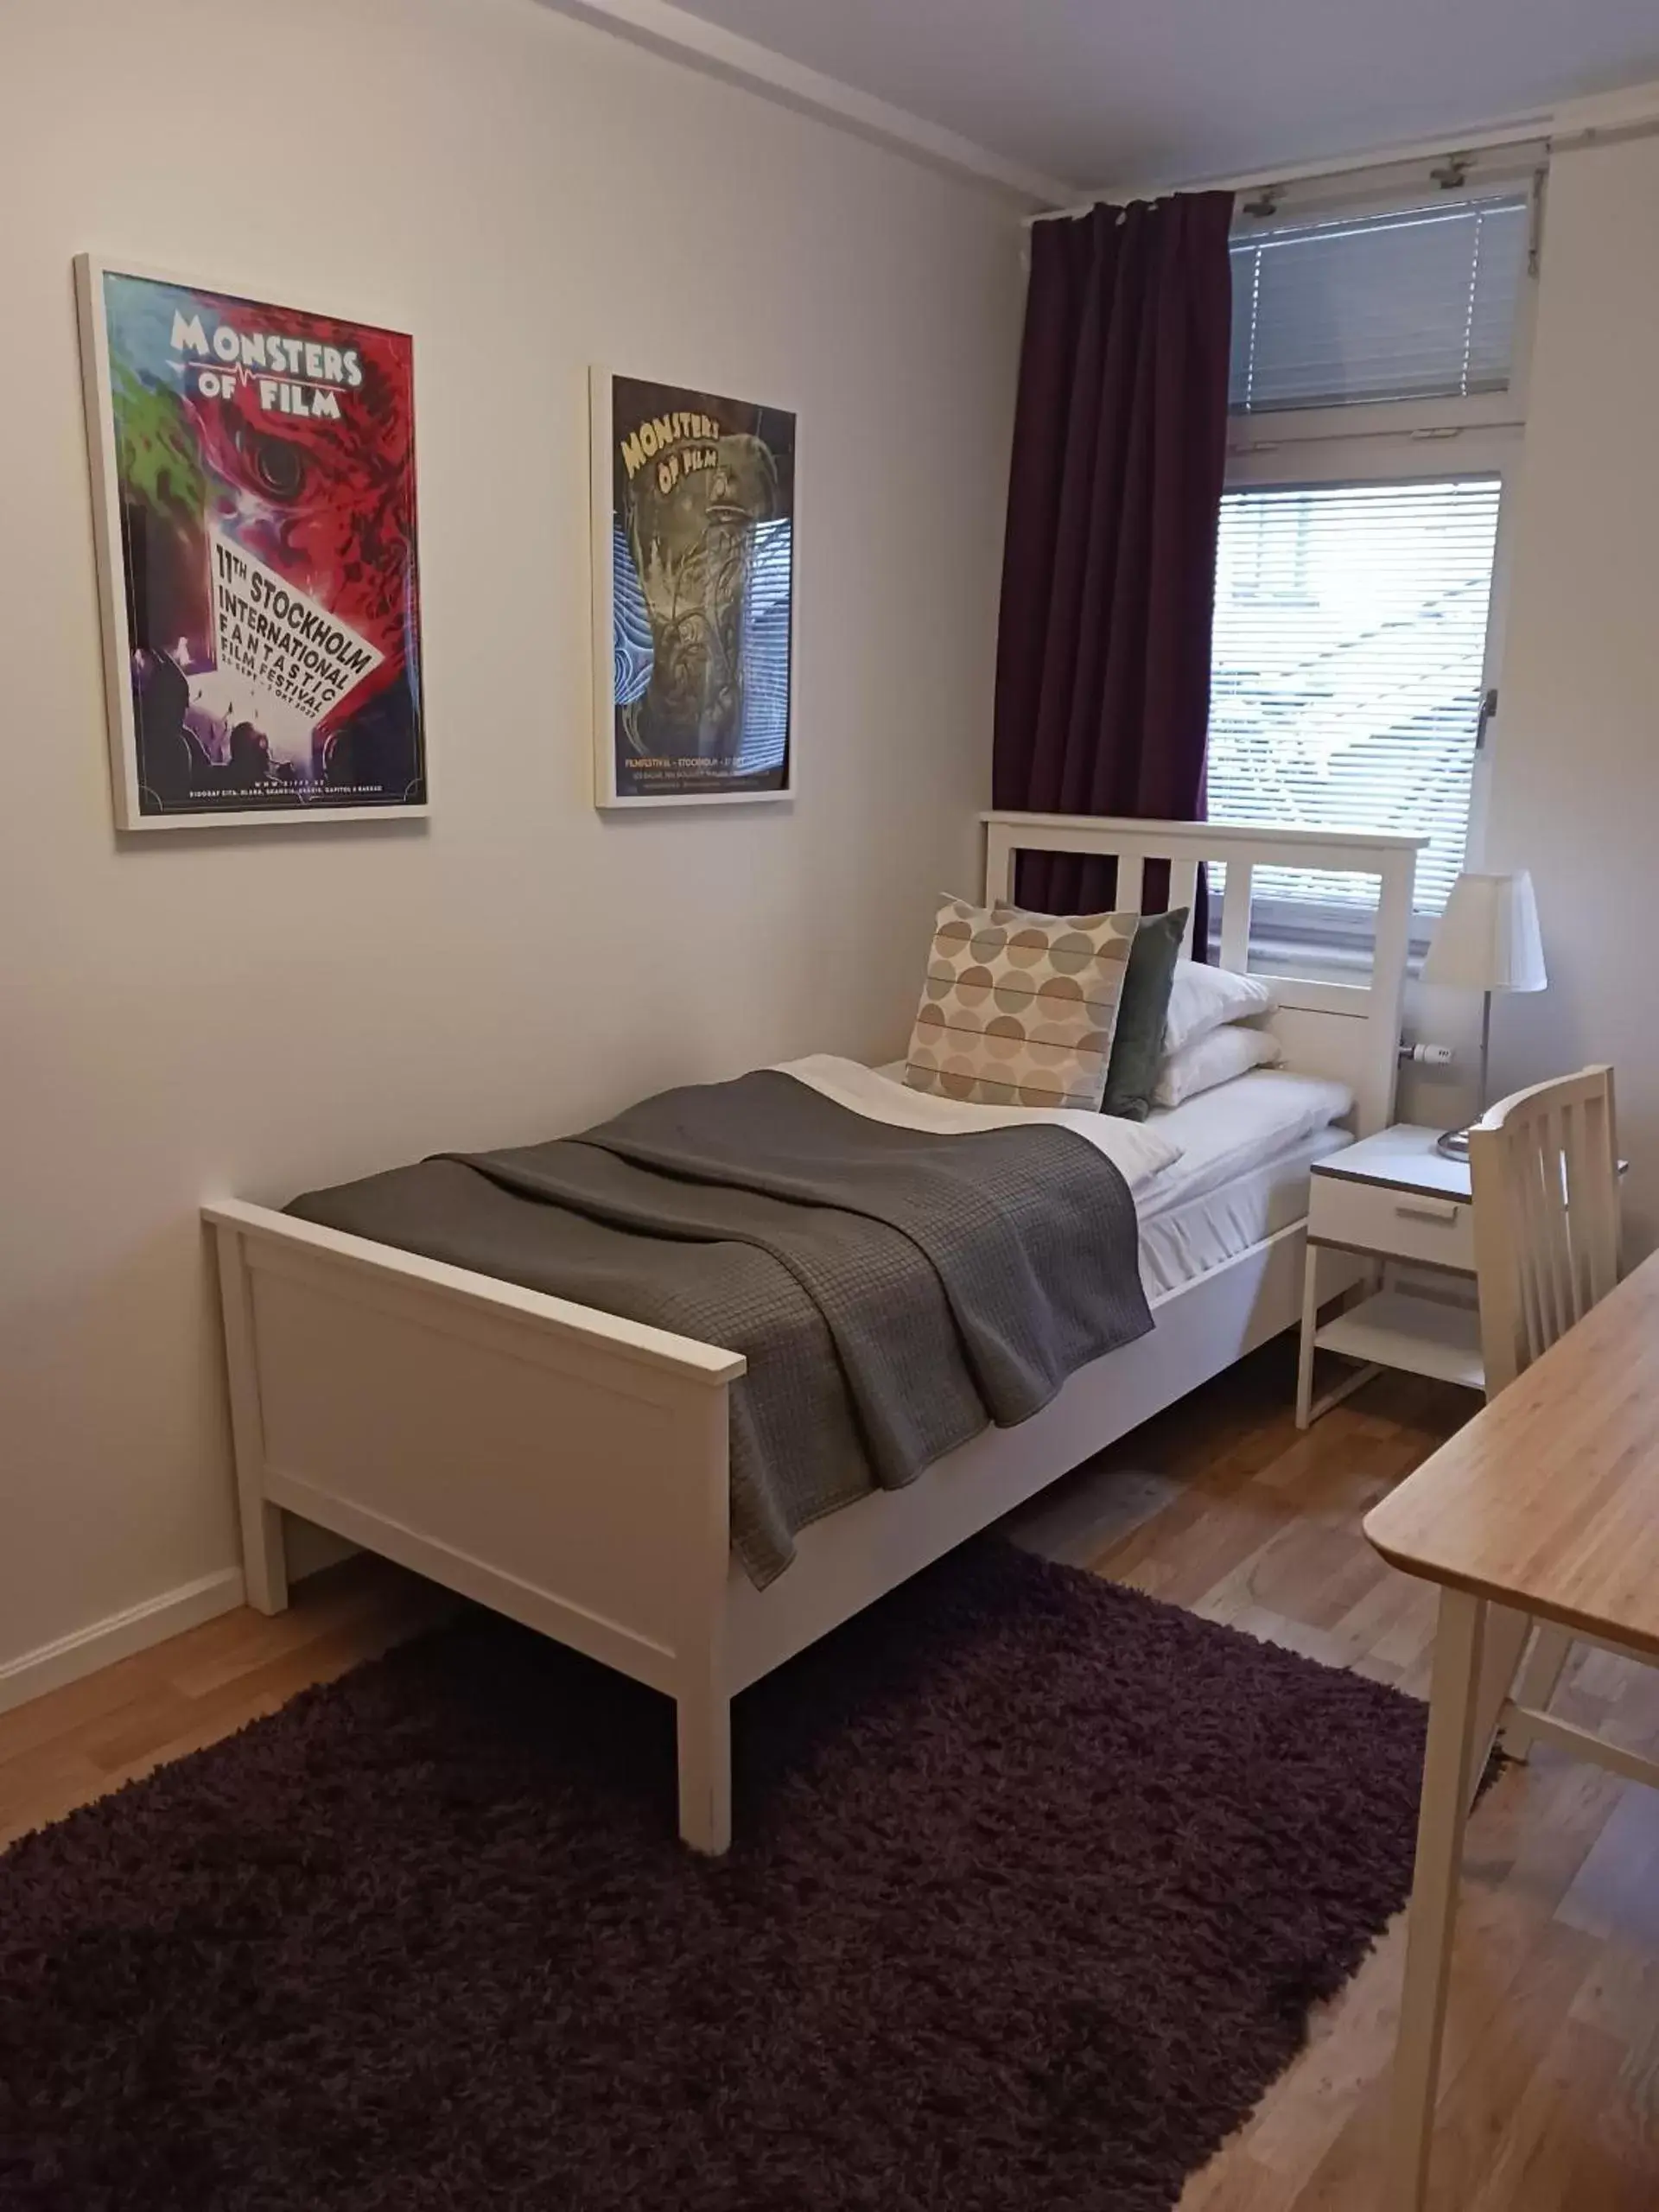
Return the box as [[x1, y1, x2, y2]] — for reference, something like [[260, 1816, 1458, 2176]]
[[1313, 1288, 1484, 1394]]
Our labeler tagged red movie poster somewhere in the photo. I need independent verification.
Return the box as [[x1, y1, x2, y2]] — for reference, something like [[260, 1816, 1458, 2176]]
[[77, 258, 425, 827]]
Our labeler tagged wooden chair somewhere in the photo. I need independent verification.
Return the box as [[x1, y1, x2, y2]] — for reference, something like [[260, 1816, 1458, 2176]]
[[1468, 1065, 1621, 1755]]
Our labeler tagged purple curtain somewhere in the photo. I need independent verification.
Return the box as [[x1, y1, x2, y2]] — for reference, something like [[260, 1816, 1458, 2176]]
[[992, 192, 1234, 935]]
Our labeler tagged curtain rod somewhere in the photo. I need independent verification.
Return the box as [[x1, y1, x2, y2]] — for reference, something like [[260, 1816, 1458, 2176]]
[[1020, 109, 1659, 227]]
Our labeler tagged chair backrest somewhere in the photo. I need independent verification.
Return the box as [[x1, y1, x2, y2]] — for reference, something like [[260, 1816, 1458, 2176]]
[[1469, 1065, 1619, 1397]]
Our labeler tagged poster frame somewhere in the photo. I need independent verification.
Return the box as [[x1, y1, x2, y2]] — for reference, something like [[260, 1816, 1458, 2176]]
[[589, 363, 797, 811], [74, 251, 429, 832]]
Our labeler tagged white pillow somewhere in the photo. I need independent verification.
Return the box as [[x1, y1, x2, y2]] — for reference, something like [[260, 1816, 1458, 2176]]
[[1162, 960, 1276, 1055], [1154, 1021, 1283, 1108]]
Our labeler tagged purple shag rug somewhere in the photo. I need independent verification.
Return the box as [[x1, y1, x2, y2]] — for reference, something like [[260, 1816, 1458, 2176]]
[[0, 1541, 1430, 2211]]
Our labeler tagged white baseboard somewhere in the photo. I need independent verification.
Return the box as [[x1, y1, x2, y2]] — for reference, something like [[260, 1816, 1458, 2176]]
[[0, 1567, 246, 1716]]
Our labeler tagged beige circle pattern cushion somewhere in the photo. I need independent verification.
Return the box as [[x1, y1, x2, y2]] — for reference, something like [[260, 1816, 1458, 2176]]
[[903, 896, 1135, 1110]]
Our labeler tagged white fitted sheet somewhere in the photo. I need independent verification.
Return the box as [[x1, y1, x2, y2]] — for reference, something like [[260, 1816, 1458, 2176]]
[[1139, 1068, 1355, 1213], [1135, 1068, 1357, 1298], [1139, 1124, 1351, 1298]]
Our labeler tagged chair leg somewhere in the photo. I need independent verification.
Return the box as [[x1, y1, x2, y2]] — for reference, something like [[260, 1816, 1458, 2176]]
[[1501, 1624, 1575, 1759]]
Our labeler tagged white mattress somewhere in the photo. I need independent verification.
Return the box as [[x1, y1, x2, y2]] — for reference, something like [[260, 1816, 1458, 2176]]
[[1138, 1125, 1348, 1297], [1135, 1069, 1355, 1297]]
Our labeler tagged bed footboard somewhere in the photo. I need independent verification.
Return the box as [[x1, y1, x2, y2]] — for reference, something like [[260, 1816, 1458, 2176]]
[[205, 1200, 745, 1853]]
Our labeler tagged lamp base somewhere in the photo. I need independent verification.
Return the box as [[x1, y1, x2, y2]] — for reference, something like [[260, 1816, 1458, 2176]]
[[1435, 1126, 1471, 1161]]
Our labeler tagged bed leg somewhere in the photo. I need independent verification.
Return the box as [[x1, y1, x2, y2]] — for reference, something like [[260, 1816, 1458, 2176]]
[[677, 1686, 732, 1855], [239, 1499, 290, 1618], [213, 1221, 289, 1616], [677, 1384, 732, 1852]]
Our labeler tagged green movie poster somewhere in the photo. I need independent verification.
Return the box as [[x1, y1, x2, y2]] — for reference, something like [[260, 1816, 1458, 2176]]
[[601, 374, 794, 805]]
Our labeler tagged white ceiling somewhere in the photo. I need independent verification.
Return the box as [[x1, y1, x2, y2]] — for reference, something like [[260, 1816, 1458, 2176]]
[[655, 0, 1659, 190]]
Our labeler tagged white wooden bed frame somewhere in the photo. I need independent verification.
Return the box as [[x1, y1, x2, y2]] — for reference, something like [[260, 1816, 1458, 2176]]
[[205, 816, 1421, 1853]]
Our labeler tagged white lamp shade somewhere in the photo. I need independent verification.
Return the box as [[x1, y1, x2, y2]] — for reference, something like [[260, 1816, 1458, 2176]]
[[1421, 870, 1548, 994]]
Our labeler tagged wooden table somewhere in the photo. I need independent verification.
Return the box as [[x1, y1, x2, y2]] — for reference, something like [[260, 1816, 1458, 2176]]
[[1363, 1245, 1659, 2209]]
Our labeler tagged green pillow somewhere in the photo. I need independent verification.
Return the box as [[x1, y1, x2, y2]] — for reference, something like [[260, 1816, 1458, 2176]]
[[1102, 908, 1189, 1122]]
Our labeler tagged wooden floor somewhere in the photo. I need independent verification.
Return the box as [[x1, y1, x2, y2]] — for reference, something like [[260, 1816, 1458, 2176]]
[[4, 1340, 1656, 2209]]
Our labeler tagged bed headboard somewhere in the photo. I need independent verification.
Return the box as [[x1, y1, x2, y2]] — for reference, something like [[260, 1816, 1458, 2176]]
[[982, 813, 1424, 1137]]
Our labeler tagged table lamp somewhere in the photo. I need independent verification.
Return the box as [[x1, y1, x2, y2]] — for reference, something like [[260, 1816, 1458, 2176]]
[[1421, 869, 1548, 1159]]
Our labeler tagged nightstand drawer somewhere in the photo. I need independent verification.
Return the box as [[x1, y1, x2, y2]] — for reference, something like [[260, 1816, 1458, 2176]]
[[1308, 1173, 1476, 1273]]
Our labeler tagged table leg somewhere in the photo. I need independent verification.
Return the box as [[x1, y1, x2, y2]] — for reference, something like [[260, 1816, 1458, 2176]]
[[1386, 1588, 1532, 2209]]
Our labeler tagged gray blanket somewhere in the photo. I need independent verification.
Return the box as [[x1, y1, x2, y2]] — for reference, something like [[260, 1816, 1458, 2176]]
[[287, 1071, 1152, 1586]]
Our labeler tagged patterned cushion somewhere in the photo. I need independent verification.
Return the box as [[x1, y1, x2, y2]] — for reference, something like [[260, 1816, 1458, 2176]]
[[993, 901, 1189, 1123], [903, 897, 1135, 1109]]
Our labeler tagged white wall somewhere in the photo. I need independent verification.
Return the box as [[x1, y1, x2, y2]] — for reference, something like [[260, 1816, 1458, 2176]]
[[0, 0, 1023, 1674], [1479, 130, 1659, 1255]]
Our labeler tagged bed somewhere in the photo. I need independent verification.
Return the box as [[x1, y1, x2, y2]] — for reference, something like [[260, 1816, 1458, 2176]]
[[204, 815, 1421, 1852]]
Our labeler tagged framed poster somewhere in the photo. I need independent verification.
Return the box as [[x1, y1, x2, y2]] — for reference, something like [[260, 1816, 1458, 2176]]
[[591, 369, 795, 808], [74, 255, 426, 830]]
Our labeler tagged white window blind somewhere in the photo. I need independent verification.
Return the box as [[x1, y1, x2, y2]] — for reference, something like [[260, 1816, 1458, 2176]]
[[1208, 478, 1502, 916], [1230, 195, 1529, 413]]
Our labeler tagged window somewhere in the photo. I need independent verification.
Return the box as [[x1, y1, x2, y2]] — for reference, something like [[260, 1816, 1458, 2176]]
[[1229, 195, 1531, 415], [1210, 480, 1502, 916], [1209, 166, 1538, 937]]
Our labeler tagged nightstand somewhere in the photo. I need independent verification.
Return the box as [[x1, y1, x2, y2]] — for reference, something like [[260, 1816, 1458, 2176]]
[[1295, 1125, 1484, 1428]]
